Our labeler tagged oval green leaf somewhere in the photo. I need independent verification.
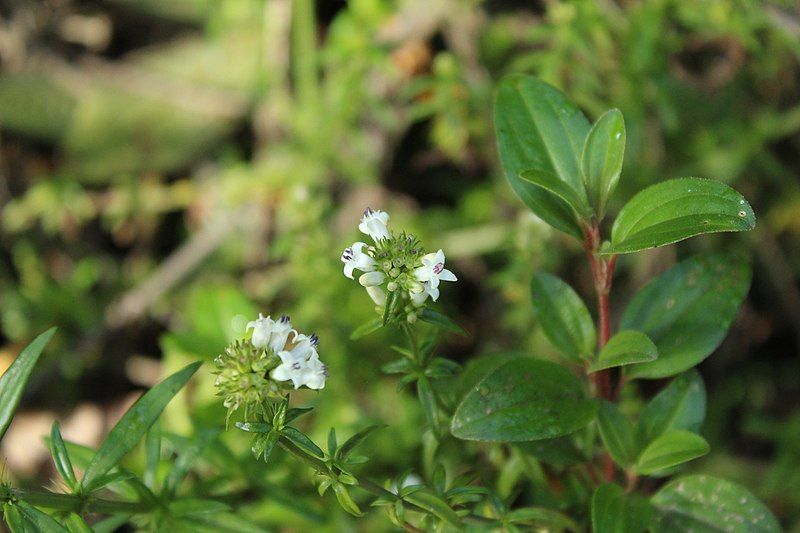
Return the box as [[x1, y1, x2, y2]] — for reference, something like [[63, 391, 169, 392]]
[[621, 253, 751, 378], [530, 272, 595, 360], [494, 74, 591, 238], [451, 358, 597, 442], [638, 370, 706, 444], [597, 400, 638, 468], [519, 168, 591, 219], [610, 178, 755, 254], [581, 109, 626, 218], [81, 361, 201, 492], [588, 330, 657, 372], [0, 328, 57, 442], [634, 430, 709, 475], [592, 483, 653, 533], [651, 474, 780, 532]]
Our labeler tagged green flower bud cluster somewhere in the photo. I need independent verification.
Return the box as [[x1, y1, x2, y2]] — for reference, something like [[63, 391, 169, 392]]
[[212, 339, 282, 423]]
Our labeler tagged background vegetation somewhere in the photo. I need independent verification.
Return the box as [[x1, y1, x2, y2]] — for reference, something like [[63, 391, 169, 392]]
[[1, 0, 799, 530]]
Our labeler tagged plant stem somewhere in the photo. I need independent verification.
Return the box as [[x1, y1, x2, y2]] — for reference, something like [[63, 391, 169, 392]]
[[8, 489, 156, 515], [583, 222, 619, 483]]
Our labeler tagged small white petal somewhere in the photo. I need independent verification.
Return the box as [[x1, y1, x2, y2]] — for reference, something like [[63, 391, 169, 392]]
[[410, 290, 428, 306], [438, 268, 457, 282]]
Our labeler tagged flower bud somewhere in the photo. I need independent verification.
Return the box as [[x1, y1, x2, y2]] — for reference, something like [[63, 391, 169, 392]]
[[387, 281, 398, 292], [359, 271, 386, 287]]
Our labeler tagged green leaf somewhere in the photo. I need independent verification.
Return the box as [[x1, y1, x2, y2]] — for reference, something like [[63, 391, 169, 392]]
[[10, 501, 68, 532], [494, 74, 591, 239], [81, 361, 201, 492], [252, 431, 280, 461], [609, 178, 755, 254], [506, 506, 579, 531], [450, 352, 523, 403], [284, 407, 313, 424], [144, 420, 161, 490], [588, 330, 657, 372], [332, 482, 363, 517], [417, 377, 441, 435], [597, 401, 638, 467], [638, 370, 706, 444], [49, 422, 78, 492], [0, 328, 56, 442], [405, 490, 462, 528], [168, 498, 231, 517], [591, 483, 653, 533], [651, 474, 780, 532], [91, 515, 131, 533], [635, 430, 709, 475], [163, 428, 219, 498], [3, 501, 25, 532], [63, 513, 93, 533], [281, 427, 324, 458], [337, 425, 385, 461], [581, 109, 626, 217], [519, 168, 591, 219], [451, 358, 597, 442], [383, 290, 399, 326], [350, 317, 382, 340], [418, 309, 467, 336], [621, 254, 751, 378], [530, 273, 595, 360], [327, 428, 337, 457]]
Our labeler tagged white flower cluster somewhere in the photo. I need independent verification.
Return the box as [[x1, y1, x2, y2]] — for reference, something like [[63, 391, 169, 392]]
[[247, 314, 327, 390], [341, 208, 457, 314]]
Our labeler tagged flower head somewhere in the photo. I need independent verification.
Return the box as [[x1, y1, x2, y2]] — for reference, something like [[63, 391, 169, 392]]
[[342, 209, 458, 320], [215, 313, 328, 422], [359, 207, 390, 241]]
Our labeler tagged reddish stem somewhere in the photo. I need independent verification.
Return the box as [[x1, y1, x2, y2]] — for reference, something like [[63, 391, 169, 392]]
[[582, 222, 619, 482]]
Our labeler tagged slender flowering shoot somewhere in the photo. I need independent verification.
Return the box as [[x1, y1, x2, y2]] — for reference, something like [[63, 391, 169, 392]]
[[343, 207, 466, 440]]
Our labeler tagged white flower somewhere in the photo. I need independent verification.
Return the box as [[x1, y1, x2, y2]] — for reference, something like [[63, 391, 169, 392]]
[[366, 285, 387, 306], [413, 249, 457, 301], [358, 207, 390, 241], [301, 353, 328, 390], [271, 333, 324, 389], [268, 315, 293, 352], [359, 271, 386, 287], [247, 313, 274, 349], [341, 242, 376, 279]]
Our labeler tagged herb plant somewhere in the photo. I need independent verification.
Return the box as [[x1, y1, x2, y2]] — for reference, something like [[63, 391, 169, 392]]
[[0, 74, 780, 531]]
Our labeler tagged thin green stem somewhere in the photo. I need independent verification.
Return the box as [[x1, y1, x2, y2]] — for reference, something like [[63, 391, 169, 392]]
[[9, 489, 156, 515]]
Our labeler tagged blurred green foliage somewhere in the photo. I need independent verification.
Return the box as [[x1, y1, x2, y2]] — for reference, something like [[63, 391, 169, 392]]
[[1, 0, 799, 529]]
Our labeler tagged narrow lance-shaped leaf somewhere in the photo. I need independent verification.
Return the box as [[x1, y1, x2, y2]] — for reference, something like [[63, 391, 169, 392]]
[[494, 74, 591, 238], [609, 178, 755, 254], [651, 474, 780, 532], [588, 330, 657, 373], [0, 328, 56, 442], [634, 430, 709, 475], [337, 425, 385, 461], [582, 109, 626, 218], [162, 428, 220, 498], [143, 420, 161, 491], [50, 422, 78, 491], [622, 253, 751, 378], [350, 317, 382, 340], [81, 361, 201, 492], [10, 500, 68, 533], [451, 358, 597, 442], [530, 272, 595, 360], [418, 309, 467, 336]]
